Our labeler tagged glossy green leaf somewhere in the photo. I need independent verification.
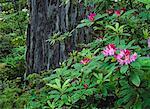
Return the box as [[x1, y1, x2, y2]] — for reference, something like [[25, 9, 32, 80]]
[[120, 65, 129, 74], [130, 72, 141, 87]]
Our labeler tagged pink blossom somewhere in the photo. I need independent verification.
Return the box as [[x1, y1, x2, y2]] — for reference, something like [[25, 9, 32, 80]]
[[130, 53, 137, 62], [84, 84, 88, 89], [121, 8, 126, 12], [114, 10, 121, 16], [88, 13, 96, 22], [102, 44, 116, 56], [80, 58, 91, 65], [115, 50, 137, 65], [106, 9, 114, 14]]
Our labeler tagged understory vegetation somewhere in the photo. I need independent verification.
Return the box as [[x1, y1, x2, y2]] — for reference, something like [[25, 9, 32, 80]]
[[0, 0, 150, 109]]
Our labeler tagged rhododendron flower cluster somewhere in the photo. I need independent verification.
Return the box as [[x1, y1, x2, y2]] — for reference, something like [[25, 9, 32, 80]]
[[102, 44, 116, 56], [115, 50, 137, 65], [115, 8, 126, 16], [114, 10, 121, 16], [106, 8, 126, 16], [80, 58, 91, 65], [106, 9, 114, 14], [88, 13, 96, 22], [102, 44, 138, 65]]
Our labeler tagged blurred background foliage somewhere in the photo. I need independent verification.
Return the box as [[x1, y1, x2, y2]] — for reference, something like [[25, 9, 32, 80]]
[[0, 0, 28, 80]]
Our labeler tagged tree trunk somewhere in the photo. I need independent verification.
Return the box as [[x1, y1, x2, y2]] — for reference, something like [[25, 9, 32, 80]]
[[0, 5, 2, 14], [26, 0, 92, 73]]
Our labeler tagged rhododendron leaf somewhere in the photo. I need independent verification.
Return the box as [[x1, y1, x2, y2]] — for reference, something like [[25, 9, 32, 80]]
[[138, 57, 150, 68], [120, 65, 128, 74], [47, 84, 62, 92], [85, 89, 93, 95], [104, 65, 116, 80], [94, 14, 108, 20], [76, 23, 87, 28], [62, 79, 70, 89], [121, 33, 131, 36], [115, 22, 120, 31], [94, 48, 100, 55], [61, 95, 68, 103], [55, 79, 61, 88], [72, 63, 83, 70], [106, 25, 116, 32], [131, 61, 141, 69], [119, 25, 125, 32], [137, 0, 150, 4], [114, 36, 120, 45], [65, 86, 75, 93], [122, 9, 137, 17], [71, 93, 81, 103], [119, 40, 126, 48], [126, 40, 135, 49], [47, 101, 55, 109], [146, 4, 150, 9], [117, 93, 132, 105], [49, 90, 60, 95], [93, 73, 103, 84], [93, 26, 102, 31], [81, 19, 89, 23], [67, 58, 73, 66], [133, 101, 142, 109], [101, 87, 108, 97], [129, 46, 140, 49], [130, 72, 141, 87], [143, 29, 149, 39]]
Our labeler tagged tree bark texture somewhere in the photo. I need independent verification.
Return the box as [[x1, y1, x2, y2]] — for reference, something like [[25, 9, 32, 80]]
[[26, 0, 92, 73]]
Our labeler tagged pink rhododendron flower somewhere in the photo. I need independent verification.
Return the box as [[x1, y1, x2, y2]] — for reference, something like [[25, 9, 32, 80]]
[[80, 58, 91, 65], [102, 44, 117, 56], [88, 13, 96, 22], [121, 8, 126, 12], [106, 9, 114, 14], [115, 50, 137, 65], [115, 50, 130, 65], [84, 84, 88, 89], [124, 49, 131, 56], [130, 53, 138, 62], [114, 10, 121, 16]]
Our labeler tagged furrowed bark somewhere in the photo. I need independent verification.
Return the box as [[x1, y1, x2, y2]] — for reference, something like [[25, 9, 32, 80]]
[[26, 0, 91, 73]]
